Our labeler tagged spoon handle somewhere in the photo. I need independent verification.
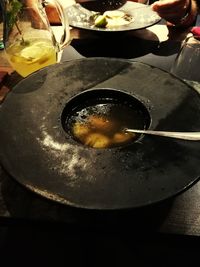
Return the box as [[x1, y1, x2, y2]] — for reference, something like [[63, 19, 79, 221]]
[[125, 129, 200, 141]]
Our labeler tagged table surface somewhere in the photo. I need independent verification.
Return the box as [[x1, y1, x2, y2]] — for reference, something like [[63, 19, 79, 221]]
[[1, 1, 200, 238]]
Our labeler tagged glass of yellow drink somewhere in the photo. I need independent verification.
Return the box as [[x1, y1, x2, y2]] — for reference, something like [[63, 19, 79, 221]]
[[6, 37, 57, 77], [2, 0, 70, 77]]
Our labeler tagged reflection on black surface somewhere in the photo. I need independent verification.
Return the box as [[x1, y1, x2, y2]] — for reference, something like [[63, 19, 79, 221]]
[[0, 166, 173, 233], [71, 33, 159, 59], [154, 39, 181, 57]]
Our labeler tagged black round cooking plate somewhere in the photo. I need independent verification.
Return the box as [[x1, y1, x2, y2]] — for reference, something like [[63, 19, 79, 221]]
[[0, 58, 200, 210]]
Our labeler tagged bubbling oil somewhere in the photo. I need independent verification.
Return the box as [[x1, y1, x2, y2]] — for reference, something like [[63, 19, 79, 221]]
[[65, 100, 146, 148]]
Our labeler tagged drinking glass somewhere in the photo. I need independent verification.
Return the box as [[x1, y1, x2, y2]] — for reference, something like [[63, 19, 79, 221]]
[[171, 35, 200, 82], [1, 0, 70, 77]]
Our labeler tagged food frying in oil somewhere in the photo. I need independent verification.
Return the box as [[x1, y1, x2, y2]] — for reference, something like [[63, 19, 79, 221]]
[[72, 114, 136, 149], [66, 101, 145, 149]]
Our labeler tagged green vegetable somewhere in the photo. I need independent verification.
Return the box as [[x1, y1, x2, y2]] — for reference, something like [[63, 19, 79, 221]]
[[94, 15, 107, 28], [5, 0, 28, 44], [6, 0, 22, 30]]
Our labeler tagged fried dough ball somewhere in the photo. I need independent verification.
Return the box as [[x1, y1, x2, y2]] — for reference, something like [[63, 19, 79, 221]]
[[72, 122, 90, 140], [88, 115, 116, 133], [85, 133, 111, 148], [112, 132, 136, 144]]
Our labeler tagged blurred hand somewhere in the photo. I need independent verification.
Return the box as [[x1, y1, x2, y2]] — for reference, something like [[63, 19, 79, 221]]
[[24, 0, 61, 26], [45, 3, 61, 25], [151, 0, 191, 25]]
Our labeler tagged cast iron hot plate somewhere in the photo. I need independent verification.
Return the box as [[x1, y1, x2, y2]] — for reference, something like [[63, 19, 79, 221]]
[[0, 58, 200, 210]]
